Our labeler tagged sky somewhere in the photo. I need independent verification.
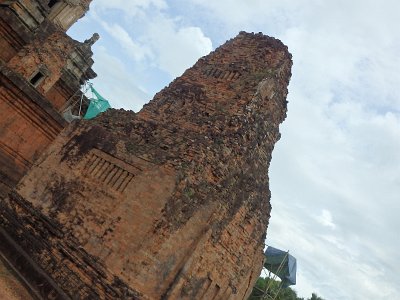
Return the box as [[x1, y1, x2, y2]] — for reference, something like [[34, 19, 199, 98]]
[[68, 1, 400, 299]]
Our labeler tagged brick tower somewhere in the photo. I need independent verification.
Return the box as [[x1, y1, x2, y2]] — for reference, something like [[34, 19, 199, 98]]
[[0, 32, 292, 299], [0, 0, 97, 196]]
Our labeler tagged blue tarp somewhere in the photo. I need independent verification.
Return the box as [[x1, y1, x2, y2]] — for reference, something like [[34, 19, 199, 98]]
[[264, 246, 297, 288]]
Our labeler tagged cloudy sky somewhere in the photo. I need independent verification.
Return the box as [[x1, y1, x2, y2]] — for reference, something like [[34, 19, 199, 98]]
[[68, 1, 400, 299]]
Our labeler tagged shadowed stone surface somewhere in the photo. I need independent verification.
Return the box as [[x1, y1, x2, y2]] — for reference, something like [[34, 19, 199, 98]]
[[0, 256, 33, 300], [0, 31, 292, 299]]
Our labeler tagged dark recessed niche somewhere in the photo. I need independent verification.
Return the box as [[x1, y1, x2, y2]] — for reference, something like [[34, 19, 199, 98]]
[[48, 0, 58, 8], [29, 71, 45, 87]]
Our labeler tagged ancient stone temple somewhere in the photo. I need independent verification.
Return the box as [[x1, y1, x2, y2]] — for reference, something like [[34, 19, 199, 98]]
[[0, 29, 292, 300], [0, 0, 96, 197]]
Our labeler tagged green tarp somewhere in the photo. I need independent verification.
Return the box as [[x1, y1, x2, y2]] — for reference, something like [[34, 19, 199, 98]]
[[83, 85, 111, 119]]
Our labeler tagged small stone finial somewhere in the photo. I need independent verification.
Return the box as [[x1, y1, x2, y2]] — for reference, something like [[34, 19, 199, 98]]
[[84, 33, 100, 46]]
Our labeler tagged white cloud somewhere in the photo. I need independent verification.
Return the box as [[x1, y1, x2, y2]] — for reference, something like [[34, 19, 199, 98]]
[[90, 2, 212, 79], [145, 20, 212, 77], [186, 0, 306, 29], [90, 46, 150, 111], [96, 20, 151, 62], [92, 0, 167, 17], [316, 210, 336, 230]]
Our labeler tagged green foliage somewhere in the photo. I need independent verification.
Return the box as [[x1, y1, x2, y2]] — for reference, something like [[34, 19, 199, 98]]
[[247, 277, 324, 300], [309, 293, 324, 300], [247, 277, 300, 300]]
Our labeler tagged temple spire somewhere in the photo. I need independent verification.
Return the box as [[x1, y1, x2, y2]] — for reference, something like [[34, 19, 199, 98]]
[[48, 0, 93, 31]]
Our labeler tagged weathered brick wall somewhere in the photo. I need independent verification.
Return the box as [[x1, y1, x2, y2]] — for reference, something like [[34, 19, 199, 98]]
[[0, 63, 67, 190], [0, 7, 31, 63], [6, 25, 95, 103], [0, 2, 96, 298], [0, 1, 96, 192], [1, 32, 292, 299]]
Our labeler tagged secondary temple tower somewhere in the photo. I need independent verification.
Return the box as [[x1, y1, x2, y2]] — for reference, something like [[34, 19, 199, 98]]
[[0, 28, 292, 300], [0, 0, 96, 196]]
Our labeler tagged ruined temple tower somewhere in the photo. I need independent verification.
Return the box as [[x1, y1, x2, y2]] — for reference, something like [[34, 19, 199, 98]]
[[0, 27, 292, 300], [0, 0, 97, 196]]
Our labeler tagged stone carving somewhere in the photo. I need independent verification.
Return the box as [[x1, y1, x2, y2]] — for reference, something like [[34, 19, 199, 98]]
[[84, 32, 99, 46], [83, 149, 139, 193]]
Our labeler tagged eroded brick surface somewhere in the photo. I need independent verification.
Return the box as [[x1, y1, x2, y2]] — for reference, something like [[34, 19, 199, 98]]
[[0, 0, 96, 191], [0, 1, 97, 298], [1, 32, 292, 299]]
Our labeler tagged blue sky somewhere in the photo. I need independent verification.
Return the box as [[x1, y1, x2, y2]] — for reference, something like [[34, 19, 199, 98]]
[[68, 1, 400, 299]]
